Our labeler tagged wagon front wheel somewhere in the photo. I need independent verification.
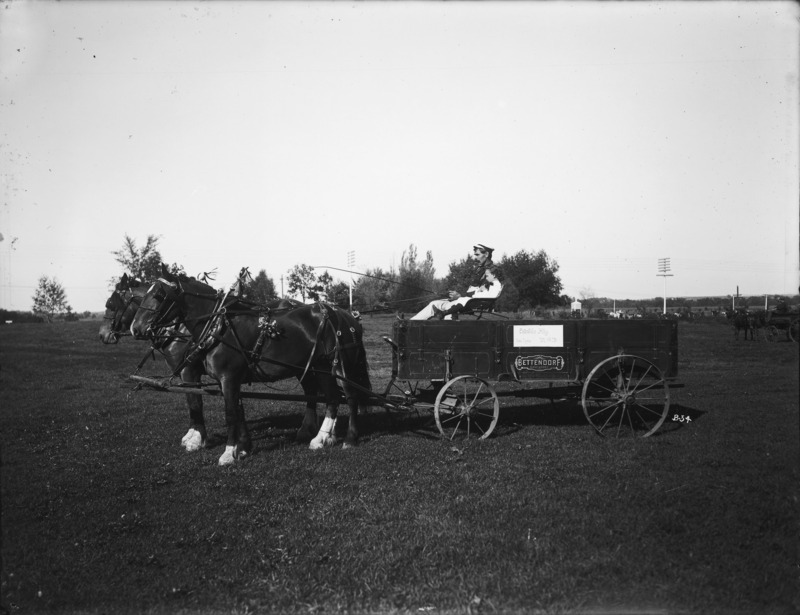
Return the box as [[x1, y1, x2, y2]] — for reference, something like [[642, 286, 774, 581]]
[[434, 375, 499, 441], [581, 354, 669, 438]]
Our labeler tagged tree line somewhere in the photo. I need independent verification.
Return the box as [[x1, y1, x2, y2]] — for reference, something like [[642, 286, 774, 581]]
[[23, 234, 797, 322]]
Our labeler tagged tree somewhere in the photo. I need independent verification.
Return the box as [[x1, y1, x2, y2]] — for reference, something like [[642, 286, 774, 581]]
[[326, 281, 351, 307], [393, 244, 437, 314], [287, 264, 322, 302], [353, 267, 396, 311], [498, 249, 563, 309], [317, 271, 334, 299], [244, 269, 277, 304], [442, 254, 479, 294], [112, 234, 164, 280], [32, 276, 72, 322]]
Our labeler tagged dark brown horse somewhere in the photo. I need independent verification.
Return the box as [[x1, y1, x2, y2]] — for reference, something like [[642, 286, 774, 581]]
[[99, 274, 145, 345], [100, 274, 212, 452], [101, 274, 311, 453], [130, 269, 371, 465]]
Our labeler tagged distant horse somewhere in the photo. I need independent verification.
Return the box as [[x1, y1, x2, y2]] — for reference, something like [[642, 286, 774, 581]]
[[732, 309, 755, 341], [749, 310, 769, 340], [130, 268, 371, 465], [100, 273, 310, 453]]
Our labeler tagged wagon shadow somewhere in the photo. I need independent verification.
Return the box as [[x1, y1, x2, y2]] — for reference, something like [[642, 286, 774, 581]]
[[205, 399, 708, 449]]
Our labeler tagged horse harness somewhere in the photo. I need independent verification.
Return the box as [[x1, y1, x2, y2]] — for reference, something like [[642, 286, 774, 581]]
[[159, 291, 361, 386]]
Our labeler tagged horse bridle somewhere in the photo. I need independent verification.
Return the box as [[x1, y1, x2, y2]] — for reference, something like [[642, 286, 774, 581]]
[[135, 279, 186, 338], [104, 287, 143, 339]]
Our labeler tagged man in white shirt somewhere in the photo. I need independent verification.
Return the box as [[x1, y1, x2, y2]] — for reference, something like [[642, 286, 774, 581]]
[[411, 244, 503, 320]]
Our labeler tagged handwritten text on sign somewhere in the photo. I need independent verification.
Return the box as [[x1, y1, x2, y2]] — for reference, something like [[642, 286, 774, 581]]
[[513, 325, 564, 348]]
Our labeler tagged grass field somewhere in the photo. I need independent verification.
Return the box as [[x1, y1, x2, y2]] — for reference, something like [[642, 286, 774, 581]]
[[1, 315, 798, 614]]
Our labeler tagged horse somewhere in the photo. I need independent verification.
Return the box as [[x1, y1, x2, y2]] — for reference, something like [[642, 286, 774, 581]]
[[130, 268, 372, 465], [100, 273, 312, 453], [99, 273, 146, 345], [99, 274, 216, 452], [732, 309, 755, 340]]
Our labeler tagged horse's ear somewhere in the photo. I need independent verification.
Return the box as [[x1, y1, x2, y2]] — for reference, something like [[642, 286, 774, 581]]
[[121, 273, 129, 284], [161, 263, 170, 277]]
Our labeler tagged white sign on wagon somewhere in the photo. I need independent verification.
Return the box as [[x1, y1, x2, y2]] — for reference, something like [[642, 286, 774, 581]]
[[513, 324, 564, 348]]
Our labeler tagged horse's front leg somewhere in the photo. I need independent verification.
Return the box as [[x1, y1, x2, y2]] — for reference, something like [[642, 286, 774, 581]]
[[180, 364, 206, 452], [296, 379, 320, 443], [219, 376, 251, 465], [309, 403, 338, 449], [343, 396, 360, 449]]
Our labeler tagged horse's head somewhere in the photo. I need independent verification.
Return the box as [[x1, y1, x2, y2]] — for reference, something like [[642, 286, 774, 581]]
[[130, 275, 183, 340], [99, 274, 146, 344], [130, 265, 219, 340]]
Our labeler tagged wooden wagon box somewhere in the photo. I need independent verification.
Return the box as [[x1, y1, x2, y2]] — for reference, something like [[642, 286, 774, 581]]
[[392, 318, 678, 383]]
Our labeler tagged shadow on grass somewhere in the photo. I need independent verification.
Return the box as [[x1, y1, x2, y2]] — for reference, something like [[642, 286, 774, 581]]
[[202, 398, 709, 450]]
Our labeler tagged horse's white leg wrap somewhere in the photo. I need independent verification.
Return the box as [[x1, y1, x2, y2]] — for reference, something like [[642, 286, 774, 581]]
[[309, 417, 337, 449], [218, 445, 236, 466], [181, 428, 194, 446], [181, 428, 204, 452]]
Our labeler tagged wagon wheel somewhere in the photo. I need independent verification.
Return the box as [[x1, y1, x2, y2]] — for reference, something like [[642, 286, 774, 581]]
[[764, 325, 779, 342], [581, 354, 669, 438], [789, 319, 799, 343], [434, 375, 499, 441]]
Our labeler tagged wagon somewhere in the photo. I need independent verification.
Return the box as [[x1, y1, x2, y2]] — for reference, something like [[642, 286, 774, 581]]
[[130, 312, 681, 442], [380, 317, 679, 440], [763, 309, 800, 343]]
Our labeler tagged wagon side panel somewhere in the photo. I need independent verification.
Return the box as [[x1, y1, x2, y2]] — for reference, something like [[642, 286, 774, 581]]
[[500, 321, 580, 381], [392, 320, 497, 380], [580, 320, 678, 378]]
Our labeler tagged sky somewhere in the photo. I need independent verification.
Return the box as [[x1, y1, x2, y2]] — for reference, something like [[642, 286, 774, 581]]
[[1, 0, 798, 313]]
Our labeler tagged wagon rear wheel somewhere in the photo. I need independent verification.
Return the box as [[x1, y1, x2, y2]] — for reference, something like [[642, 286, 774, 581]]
[[581, 354, 669, 438], [789, 319, 799, 343], [434, 375, 499, 441]]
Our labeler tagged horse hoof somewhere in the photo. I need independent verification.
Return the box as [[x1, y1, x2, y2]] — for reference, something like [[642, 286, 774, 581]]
[[218, 446, 236, 466], [183, 430, 204, 452], [309, 434, 337, 450], [181, 428, 195, 446]]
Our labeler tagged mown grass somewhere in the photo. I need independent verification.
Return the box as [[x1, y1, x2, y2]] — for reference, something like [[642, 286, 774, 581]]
[[1, 316, 798, 614]]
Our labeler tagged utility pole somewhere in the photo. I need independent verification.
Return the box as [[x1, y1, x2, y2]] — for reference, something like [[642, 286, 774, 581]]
[[347, 251, 355, 309], [280, 275, 284, 298], [657, 258, 673, 315]]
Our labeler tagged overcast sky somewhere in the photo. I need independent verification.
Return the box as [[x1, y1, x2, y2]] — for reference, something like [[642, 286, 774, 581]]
[[1, 0, 798, 312]]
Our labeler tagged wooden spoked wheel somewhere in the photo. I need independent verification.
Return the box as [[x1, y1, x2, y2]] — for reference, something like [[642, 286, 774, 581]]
[[789, 319, 799, 343], [581, 355, 670, 438], [764, 325, 779, 342], [434, 375, 499, 441]]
